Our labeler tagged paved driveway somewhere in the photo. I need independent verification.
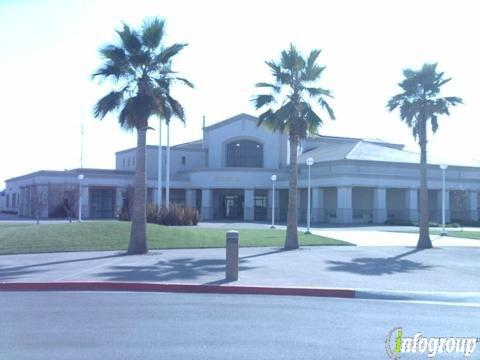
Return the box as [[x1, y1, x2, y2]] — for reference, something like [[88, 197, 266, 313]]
[[200, 222, 480, 247]]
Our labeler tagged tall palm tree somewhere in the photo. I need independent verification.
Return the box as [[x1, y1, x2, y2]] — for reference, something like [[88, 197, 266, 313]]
[[92, 18, 193, 254], [253, 44, 335, 250], [387, 63, 462, 249]]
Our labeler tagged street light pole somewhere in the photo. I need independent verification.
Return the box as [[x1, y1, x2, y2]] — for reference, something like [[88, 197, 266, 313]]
[[270, 174, 277, 229], [166, 122, 170, 208], [440, 164, 448, 236], [78, 174, 84, 222], [305, 157, 314, 234], [157, 120, 163, 208]]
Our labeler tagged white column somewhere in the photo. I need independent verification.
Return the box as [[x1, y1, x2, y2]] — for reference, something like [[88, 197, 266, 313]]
[[115, 187, 124, 216], [373, 188, 387, 224], [38, 184, 49, 218], [436, 189, 450, 223], [311, 188, 325, 223], [244, 189, 254, 221], [467, 191, 478, 221], [201, 189, 213, 220], [185, 189, 196, 209], [336, 187, 352, 223], [405, 188, 418, 223], [81, 186, 89, 219], [267, 190, 280, 221]]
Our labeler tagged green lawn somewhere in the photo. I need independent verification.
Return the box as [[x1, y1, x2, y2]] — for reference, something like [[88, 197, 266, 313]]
[[397, 228, 480, 240], [429, 230, 480, 240], [0, 221, 351, 255]]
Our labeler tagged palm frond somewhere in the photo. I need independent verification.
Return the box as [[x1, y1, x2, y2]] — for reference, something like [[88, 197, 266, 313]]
[[318, 98, 335, 120], [304, 87, 331, 98], [252, 94, 275, 109], [174, 77, 194, 88], [255, 82, 280, 93], [156, 43, 187, 64], [142, 18, 165, 49], [99, 45, 127, 64], [92, 63, 122, 80], [116, 24, 142, 54], [167, 94, 186, 123], [94, 90, 125, 119]]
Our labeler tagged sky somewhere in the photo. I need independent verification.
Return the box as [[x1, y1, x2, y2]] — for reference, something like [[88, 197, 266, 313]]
[[1, 0, 480, 189]]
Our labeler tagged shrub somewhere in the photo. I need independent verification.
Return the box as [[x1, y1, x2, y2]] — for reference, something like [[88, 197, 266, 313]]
[[384, 219, 415, 226], [146, 204, 199, 226]]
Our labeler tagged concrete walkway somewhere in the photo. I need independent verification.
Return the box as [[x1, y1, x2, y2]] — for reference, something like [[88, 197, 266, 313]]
[[312, 229, 480, 247], [199, 221, 480, 247], [1, 246, 479, 293]]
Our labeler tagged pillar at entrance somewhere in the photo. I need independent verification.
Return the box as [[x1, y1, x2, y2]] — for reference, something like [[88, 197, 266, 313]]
[[185, 189, 196, 209], [244, 189, 254, 221], [373, 188, 387, 224], [115, 187, 125, 217], [311, 188, 325, 223], [201, 189, 213, 220], [405, 188, 418, 223], [466, 191, 478, 222], [336, 187, 352, 223]]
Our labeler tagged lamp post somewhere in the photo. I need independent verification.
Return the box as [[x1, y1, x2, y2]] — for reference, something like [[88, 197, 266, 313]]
[[305, 157, 314, 234], [440, 164, 448, 236], [157, 120, 163, 208], [270, 174, 277, 229], [166, 123, 170, 208], [78, 174, 84, 222]]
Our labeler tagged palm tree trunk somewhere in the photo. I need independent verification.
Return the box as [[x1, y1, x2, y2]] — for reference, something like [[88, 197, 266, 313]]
[[284, 137, 299, 250], [128, 128, 148, 254], [417, 118, 432, 249]]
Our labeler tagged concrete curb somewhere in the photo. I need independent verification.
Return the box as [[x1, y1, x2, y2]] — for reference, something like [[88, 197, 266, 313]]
[[2, 282, 479, 304], [0, 282, 355, 299], [356, 289, 480, 304]]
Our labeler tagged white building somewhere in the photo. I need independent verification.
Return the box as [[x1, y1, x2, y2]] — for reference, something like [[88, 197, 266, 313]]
[[3, 113, 480, 224]]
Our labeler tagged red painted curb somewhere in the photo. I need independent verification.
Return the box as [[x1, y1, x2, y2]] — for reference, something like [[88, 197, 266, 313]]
[[0, 282, 355, 299]]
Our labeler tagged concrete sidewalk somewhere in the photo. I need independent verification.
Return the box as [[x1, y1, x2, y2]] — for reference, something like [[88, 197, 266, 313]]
[[198, 222, 480, 247], [1, 246, 479, 293]]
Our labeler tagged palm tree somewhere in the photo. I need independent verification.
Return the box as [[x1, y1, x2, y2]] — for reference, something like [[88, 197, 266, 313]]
[[387, 63, 462, 249], [253, 44, 335, 250], [92, 18, 193, 254]]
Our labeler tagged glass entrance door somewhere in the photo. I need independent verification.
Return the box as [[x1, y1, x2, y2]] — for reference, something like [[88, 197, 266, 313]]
[[90, 188, 115, 219], [223, 195, 244, 220]]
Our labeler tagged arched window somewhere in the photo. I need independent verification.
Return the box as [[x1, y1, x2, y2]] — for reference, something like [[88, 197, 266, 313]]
[[226, 140, 263, 167]]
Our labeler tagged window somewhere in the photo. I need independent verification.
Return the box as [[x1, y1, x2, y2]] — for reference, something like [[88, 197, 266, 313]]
[[123, 159, 126, 167], [127, 158, 130, 167], [132, 157, 135, 166], [226, 140, 263, 168], [6, 194, 9, 208], [12, 193, 16, 208], [181, 156, 186, 165]]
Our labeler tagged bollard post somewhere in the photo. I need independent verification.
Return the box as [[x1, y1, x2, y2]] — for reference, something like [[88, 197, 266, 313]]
[[226, 230, 239, 281]]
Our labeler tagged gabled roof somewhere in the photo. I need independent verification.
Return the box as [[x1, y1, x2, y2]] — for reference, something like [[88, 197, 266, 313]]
[[299, 141, 358, 163], [203, 113, 258, 131], [172, 139, 203, 149], [346, 141, 420, 163], [299, 139, 480, 167]]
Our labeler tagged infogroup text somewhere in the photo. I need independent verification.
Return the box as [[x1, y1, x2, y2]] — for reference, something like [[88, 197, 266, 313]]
[[386, 327, 479, 358]]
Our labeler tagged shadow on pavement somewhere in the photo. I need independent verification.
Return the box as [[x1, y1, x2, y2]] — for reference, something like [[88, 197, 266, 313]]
[[0, 253, 125, 281], [240, 248, 286, 260], [325, 248, 434, 275], [96, 257, 257, 282]]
